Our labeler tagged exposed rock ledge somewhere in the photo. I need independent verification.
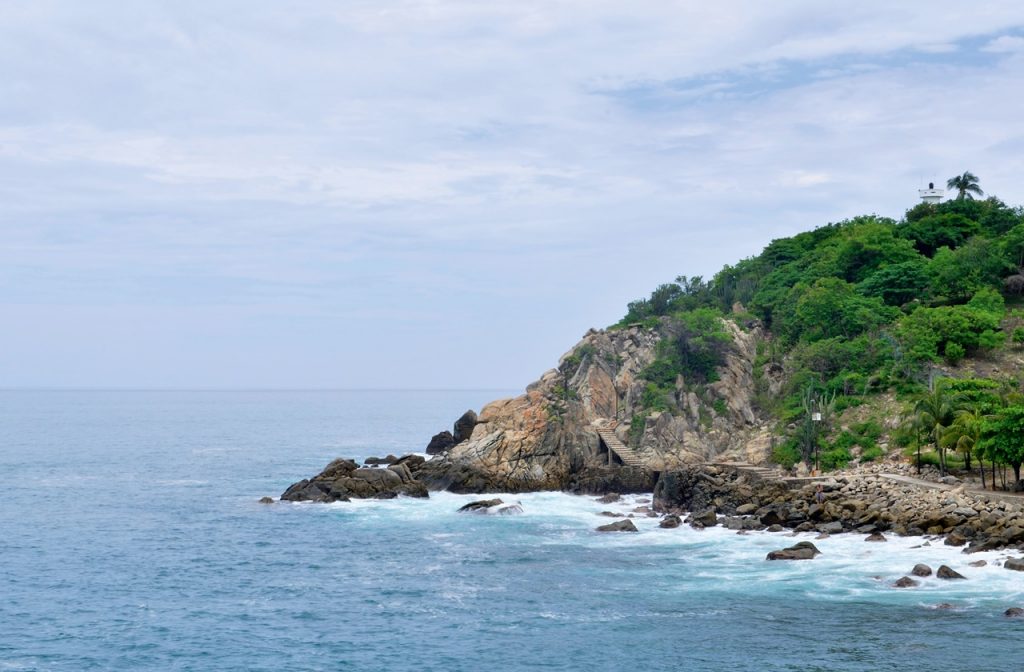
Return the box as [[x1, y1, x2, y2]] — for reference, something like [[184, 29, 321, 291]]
[[416, 319, 778, 492]]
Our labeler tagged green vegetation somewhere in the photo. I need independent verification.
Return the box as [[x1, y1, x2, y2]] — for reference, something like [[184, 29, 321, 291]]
[[614, 174, 1024, 484]]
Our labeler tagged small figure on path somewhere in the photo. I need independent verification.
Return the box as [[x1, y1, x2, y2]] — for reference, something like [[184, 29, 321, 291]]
[[815, 483, 825, 504]]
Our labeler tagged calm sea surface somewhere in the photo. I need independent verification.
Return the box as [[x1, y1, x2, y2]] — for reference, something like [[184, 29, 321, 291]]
[[2, 390, 1023, 671]]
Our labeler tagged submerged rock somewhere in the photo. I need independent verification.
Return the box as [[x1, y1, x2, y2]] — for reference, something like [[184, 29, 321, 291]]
[[936, 565, 966, 580], [865, 533, 887, 542], [258, 496, 274, 504], [458, 498, 505, 513], [597, 519, 638, 533], [659, 514, 681, 529], [1005, 607, 1024, 618], [911, 564, 933, 577], [893, 576, 919, 588], [766, 541, 820, 561]]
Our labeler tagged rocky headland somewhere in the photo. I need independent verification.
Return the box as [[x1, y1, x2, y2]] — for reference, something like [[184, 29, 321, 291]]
[[277, 317, 1024, 559]]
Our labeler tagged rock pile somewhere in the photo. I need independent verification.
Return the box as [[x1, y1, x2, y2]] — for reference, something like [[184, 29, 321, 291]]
[[280, 456, 429, 502], [653, 464, 1024, 553]]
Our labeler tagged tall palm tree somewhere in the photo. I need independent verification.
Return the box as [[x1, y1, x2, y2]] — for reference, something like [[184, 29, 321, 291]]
[[946, 172, 984, 200]]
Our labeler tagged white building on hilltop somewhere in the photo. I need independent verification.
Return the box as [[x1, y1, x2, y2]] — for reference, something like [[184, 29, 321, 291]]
[[918, 182, 944, 204]]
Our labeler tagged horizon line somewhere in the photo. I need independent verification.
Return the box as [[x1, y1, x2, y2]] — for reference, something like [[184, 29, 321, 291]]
[[0, 386, 521, 392]]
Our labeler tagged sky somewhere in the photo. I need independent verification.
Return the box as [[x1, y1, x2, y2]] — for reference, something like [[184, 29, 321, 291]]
[[3, 1, 1024, 390]]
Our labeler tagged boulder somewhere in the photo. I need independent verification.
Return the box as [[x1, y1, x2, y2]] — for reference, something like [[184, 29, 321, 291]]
[[944, 532, 967, 547], [1004, 558, 1024, 572], [893, 577, 919, 588], [736, 503, 757, 515], [766, 541, 821, 561], [936, 565, 966, 580], [453, 409, 478, 444], [865, 533, 887, 542], [425, 431, 456, 455], [659, 514, 682, 529], [691, 509, 718, 528], [911, 564, 933, 577], [458, 498, 504, 513], [968, 560, 987, 568], [1005, 607, 1024, 618], [819, 521, 843, 535], [280, 457, 431, 502], [597, 519, 638, 533], [393, 454, 426, 471], [597, 493, 621, 504], [258, 496, 274, 504]]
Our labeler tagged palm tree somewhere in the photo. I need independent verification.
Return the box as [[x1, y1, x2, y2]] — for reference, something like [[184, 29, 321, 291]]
[[946, 172, 984, 200], [915, 380, 958, 475], [942, 408, 983, 478]]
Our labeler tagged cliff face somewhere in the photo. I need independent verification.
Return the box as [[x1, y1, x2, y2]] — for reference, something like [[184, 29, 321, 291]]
[[429, 317, 780, 492]]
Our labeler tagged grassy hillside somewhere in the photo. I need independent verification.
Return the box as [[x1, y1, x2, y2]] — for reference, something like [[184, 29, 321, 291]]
[[614, 185, 1024, 485]]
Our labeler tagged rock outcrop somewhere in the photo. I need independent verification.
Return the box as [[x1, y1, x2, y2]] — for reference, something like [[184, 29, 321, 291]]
[[280, 457, 429, 502], [419, 319, 776, 493], [767, 541, 820, 560]]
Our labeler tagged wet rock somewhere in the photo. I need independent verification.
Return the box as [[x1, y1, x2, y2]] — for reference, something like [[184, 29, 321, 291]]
[[736, 503, 757, 515], [452, 409, 478, 444], [258, 496, 274, 504], [425, 430, 456, 455], [597, 511, 620, 517], [936, 565, 966, 580], [766, 541, 821, 561], [911, 564, 933, 577], [691, 509, 718, 528], [819, 521, 844, 535], [597, 493, 621, 504], [944, 532, 967, 547], [968, 560, 987, 568], [659, 514, 681, 529], [1005, 607, 1024, 618], [597, 519, 638, 533], [1004, 558, 1024, 572], [458, 498, 504, 513], [865, 533, 887, 542], [893, 577, 919, 588], [767, 524, 785, 533], [495, 504, 523, 515]]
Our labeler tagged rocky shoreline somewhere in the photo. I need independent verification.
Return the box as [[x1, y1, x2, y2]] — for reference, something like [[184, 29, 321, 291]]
[[276, 455, 1024, 556]]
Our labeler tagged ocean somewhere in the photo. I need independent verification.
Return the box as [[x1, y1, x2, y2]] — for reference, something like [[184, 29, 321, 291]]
[[2, 390, 1023, 671]]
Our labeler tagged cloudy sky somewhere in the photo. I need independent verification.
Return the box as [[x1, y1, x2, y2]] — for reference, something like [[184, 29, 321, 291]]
[[3, 1, 1024, 389]]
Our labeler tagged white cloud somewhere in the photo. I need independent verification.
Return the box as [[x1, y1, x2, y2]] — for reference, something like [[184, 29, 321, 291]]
[[2, 1, 1024, 387], [982, 34, 1024, 52]]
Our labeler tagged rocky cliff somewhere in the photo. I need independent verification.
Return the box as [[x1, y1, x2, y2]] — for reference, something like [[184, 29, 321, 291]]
[[424, 316, 783, 492]]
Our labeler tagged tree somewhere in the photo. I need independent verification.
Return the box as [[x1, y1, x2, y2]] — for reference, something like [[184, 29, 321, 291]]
[[942, 408, 982, 474], [946, 172, 984, 200], [914, 379, 958, 475], [978, 405, 1024, 487]]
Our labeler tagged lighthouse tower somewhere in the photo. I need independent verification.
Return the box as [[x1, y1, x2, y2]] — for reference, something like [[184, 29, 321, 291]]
[[918, 182, 944, 204]]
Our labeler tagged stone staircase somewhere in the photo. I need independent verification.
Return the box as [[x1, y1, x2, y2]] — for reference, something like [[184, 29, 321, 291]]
[[711, 461, 786, 481], [596, 428, 645, 468]]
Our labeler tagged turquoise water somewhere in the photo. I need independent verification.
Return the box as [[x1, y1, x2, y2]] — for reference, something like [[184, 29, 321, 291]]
[[3, 390, 1023, 671]]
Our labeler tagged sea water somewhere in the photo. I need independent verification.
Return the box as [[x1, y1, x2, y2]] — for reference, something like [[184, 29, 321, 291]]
[[2, 390, 1023, 672]]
